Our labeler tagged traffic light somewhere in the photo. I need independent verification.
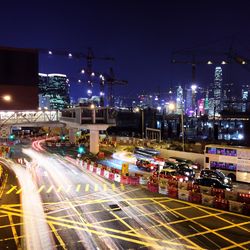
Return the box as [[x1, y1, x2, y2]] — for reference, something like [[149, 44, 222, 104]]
[[60, 135, 66, 141], [78, 146, 85, 154], [9, 134, 15, 141]]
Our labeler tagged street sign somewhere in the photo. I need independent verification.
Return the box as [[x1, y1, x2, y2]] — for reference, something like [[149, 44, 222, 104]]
[[121, 163, 129, 176]]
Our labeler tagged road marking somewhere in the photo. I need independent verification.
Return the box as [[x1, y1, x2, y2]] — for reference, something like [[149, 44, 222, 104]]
[[112, 183, 116, 191], [0, 174, 8, 197], [8, 214, 21, 249], [94, 184, 98, 192], [188, 224, 221, 249], [85, 184, 89, 192], [120, 184, 125, 191], [103, 183, 107, 191], [57, 185, 63, 193], [48, 223, 67, 250], [76, 184, 81, 192], [125, 199, 203, 249], [37, 185, 45, 193], [16, 188, 22, 194], [6, 185, 17, 194], [164, 201, 247, 250], [46, 186, 54, 193]]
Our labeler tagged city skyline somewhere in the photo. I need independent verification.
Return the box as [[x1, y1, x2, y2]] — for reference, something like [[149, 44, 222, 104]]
[[1, 1, 250, 100]]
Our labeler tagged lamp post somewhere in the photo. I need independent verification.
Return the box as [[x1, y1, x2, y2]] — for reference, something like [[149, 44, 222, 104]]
[[181, 108, 185, 151]]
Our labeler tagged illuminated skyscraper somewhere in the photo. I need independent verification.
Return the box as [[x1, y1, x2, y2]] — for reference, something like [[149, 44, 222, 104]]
[[176, 85, 183, 114], [213, 67, 223, 115], [38, 73, 70, 110]]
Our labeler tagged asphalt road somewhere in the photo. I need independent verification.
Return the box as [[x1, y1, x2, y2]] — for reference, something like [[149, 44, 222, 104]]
[[0, 142, 250, 249], [0, 162, 21, 249]]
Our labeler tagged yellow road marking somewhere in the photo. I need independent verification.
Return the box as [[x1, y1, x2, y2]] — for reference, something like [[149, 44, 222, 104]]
[[120, 184, 125, 191], [112, 183, 116, 191], [0, 174, 8, 197], [46, 185, 54, 193], [0, 206, 198, 249], [48, 223, 67, 250], [8, 214, 21, 249], [103, 183, 107, 191], [85, 184, 89, 192], [158, 200, 247, 250], [128, 199, 204, 249], [6, 185, 17, 195], [189, 202, 250, 233], [94, 184, 98, 192], [37, 185, 45, 193], [221, 240, 250, 250], [57, 185, 63, 193], [16, 188, 22, 194], [76, 184, 81, 192]]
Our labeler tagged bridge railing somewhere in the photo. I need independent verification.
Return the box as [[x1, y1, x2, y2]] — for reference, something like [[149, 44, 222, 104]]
[[60, 107, 116, 125], [0, 110, 60, 126]]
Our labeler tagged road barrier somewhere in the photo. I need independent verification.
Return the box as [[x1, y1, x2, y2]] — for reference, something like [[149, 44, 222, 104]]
[[70, 157, 250, 216]]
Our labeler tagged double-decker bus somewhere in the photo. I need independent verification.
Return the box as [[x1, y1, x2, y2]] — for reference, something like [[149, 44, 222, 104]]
[[204, 144, 250, 183]]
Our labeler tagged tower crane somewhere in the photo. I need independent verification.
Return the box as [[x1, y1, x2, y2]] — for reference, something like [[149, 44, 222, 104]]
[[39, 47, 114, 105], [103, 67, 128, 107], [171, 47, 249, 85]]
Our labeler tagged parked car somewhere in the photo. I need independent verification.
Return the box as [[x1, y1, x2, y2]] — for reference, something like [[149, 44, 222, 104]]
[[200, 169, 232, 185], [163, 161, 195, 180], [158, 168, 189, 182], [168, 157, 200, 170], [194, 177, 232, 190]]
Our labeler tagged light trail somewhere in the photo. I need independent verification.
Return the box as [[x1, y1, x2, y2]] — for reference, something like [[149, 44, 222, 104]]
[[0, 158, 55, 250]]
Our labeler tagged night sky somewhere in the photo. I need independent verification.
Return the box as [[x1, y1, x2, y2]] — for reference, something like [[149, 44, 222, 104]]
[[1, 1, 250, 101]]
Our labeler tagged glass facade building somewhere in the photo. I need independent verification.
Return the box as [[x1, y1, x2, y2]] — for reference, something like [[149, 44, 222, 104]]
[[38, 73, 70, 110]]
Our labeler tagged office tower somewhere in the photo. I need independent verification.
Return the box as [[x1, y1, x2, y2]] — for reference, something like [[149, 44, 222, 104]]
[[213, 66, 223, 115], [186, 88, 192, 115], [176, 85, 183, 114], [241, 85, 249, 112], [38, 73, 70, 110], [208, 98, 215, 116]]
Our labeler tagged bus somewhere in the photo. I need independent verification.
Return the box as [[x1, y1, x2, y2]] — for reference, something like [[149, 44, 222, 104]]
[[204, 144, 250, 183], [134, 146, 160, 158]]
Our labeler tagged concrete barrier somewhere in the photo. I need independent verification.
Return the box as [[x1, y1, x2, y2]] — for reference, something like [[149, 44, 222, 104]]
[[178, 189, 190, 201], [202, 194, 214, 207], [199, 185, 212, 195], [229, 200, 244, 214], [225, 190, 238, 201]]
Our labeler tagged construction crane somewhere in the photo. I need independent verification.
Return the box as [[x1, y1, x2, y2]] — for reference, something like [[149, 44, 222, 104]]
[[39, 47, 114, 105], [171, 46, 249, 85], [103, 67, 128, 107]]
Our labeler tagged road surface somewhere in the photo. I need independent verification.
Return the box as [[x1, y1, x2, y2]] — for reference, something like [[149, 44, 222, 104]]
[[0, 143, 250, 249]]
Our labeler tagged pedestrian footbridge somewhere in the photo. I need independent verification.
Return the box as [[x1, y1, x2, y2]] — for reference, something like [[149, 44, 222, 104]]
[[0, 107, 116, 154]]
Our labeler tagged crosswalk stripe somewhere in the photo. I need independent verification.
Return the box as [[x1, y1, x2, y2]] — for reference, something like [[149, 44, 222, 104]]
[[85, 184, 89, 192], [6, 186, 17, 194], [37, 185, 45, 193], [16, 188, 22, 194], [76, 184, 81, 192], [46, 186, 53, 193], [57, 185, 63, 193]]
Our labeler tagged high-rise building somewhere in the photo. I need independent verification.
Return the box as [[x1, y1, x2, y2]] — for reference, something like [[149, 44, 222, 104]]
[[241, 85, 249, 112], [213, 66, 223, 115], [38, 73, 70, 110], [185, 88, 192, 116], [208, 97, 215, 116], [176, 85, 183, 114]]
